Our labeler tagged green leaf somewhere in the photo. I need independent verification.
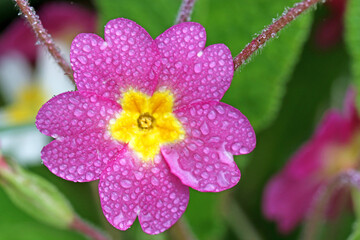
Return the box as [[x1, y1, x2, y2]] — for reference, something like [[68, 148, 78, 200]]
[[208, 0, 313, 131], [345, 0, 360, 111], [185, 190, 226, 240], [348, 221, 360, 240], [0, 222, 85, 240]]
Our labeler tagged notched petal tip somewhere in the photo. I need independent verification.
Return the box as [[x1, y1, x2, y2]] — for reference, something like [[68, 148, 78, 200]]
[[162, 145, 241, 193], [99, 151, 189, 235]]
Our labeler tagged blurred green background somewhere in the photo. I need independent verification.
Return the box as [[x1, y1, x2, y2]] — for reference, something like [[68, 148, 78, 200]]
[[0, 0, 356, 239]]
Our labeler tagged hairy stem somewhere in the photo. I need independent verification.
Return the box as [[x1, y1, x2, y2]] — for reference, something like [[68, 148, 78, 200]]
[[302, 170, 360, 240], [13, 0, 74, 83], [234, 0, 324, 70], [175, 0, 197, 24], [70, 215, 110, 240]]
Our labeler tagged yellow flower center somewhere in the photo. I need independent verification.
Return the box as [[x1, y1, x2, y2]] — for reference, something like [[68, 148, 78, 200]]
[[137, 113, 154, 129], [110, 89, 185, 161], [323, 130, 360, 177]]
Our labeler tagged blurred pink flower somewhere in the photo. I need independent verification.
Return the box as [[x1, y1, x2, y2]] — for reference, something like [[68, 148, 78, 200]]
[[263, 88, 360, 233], [315, 0, 346, 49], [36, 18, 256, 234], [0, 2, 96, 61]]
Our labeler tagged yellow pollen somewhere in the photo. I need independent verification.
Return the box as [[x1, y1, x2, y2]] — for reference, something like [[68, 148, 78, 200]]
[[110, 89, 185, 161]]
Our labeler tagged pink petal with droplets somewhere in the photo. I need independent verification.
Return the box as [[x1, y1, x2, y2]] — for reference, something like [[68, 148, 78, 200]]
[[176, 101, 256, 155], [161, 142, 240, 192], [42, 129, 122, 182], [99, 149, 189, 234], [161, 102, 255, 192], [155, 23, 233, 108], [70, 18, 160, 101], [36, 91, 120, 138]]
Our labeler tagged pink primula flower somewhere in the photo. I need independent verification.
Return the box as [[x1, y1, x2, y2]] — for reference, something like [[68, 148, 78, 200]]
[[315, 0, 346, 49], [36, 18, 256, 234], [263, 89, 360, 233], [0, 2, 96, 61]]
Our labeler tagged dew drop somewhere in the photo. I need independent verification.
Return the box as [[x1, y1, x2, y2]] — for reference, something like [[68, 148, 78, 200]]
[[239, 147, 249, 154], [86, 172, 94, 181], [120, 179, 132, 188], [82, 45, 91, 52], [77, 56, 87, 64], [111, 192, 118, 200], [194, 63, 202, 73], [200, 122, 209, 135], [74, 109, 83, 117], [231, 143, 242, 152]]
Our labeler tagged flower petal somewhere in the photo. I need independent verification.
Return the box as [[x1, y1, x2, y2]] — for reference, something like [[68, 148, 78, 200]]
[[263, 173, 321, 233], [42, 129, 122, 182], [99, 150, 139, 231], [99, 150, 189, 234], [162, 102, 255, 192], [36, 91, 120, 138], [138, 154, 189, 235], [286, 110, 353, 179], [162, 142, 240, 192], [155, 23, 233, 108], [70, 18, 160, 101], [176, 102, 255, 155]]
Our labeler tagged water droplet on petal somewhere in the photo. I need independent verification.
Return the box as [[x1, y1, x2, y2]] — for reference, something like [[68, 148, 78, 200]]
[[120, 180, 132, 188], [74, 109, 83, 117], [231, 143, 242, 152], [200, 122, 209, 135], [194, 63, 202, 73], [240, 147, 249, 154]]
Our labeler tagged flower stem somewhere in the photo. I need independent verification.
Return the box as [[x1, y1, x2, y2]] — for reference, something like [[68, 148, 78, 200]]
[[233, 0, 324, 70], [221, 193, 263, 240], [168, 217, 197, 240], [302, 170, 360, 240], [175, 0, 197, 24], [70, 215, 111, 240], [13, 0, 74, 83]]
